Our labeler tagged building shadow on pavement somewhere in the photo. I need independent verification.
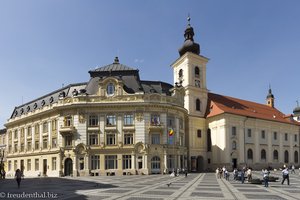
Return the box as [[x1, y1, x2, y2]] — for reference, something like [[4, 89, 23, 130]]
[[0, 177, 118, 199]]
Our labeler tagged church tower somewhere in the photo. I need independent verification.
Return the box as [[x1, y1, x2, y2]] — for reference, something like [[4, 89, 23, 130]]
[[171, 17, 209, 172], [171, 17, 209, 117], [266, 86, 275, 108]]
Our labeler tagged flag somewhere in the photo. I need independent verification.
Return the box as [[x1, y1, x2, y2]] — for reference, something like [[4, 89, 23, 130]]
[[168, 128, 174, 144], [168, 128, 174, 137]]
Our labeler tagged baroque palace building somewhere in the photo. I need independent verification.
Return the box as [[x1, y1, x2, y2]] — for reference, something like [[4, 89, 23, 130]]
[[4, 19, 300, 177]]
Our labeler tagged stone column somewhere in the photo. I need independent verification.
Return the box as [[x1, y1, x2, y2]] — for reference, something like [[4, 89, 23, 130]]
[[131, 153, 135, 169], [48, 121, 52, 149]]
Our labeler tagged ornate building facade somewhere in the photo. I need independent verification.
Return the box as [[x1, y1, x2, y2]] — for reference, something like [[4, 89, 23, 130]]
[[4, 19, 300, 177]]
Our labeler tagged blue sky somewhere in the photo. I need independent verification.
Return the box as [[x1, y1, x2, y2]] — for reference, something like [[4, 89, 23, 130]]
[[1, 0, 300, 128]]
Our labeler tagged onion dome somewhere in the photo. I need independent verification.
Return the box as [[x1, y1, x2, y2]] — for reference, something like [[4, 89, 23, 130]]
[[178, 16, 200, 57], [293, 100, 300, 114]]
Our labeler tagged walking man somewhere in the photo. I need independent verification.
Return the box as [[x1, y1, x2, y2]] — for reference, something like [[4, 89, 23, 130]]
[[281, 167, 290, 185], [15, 169, 22, 188], [263, 169, 270, 187]]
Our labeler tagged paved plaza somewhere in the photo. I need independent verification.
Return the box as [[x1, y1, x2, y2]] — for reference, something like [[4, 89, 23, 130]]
[[0, 170, 300, 200]]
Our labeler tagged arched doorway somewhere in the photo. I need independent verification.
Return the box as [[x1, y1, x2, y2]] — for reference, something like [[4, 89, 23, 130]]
[[64, 158, 73, 176]]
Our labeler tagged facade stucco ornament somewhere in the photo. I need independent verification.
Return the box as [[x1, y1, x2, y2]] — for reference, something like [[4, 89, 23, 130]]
[[136, 113, 143, 122], [79, 114, 86, 123]]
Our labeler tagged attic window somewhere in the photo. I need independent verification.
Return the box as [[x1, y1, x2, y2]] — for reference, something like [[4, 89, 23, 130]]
[[59, 91, 66, 99], [27, 106, 30, 112], [14, 111, 18, 116], [49, 96, 54, 103], [72, 89, 78, 96], [20, 108, 24, 114], [41, 100, 45, 106], [33, 103, 37, 109]]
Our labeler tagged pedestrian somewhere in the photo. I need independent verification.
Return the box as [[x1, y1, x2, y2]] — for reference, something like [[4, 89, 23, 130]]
[[247, 168, 252, 182], [291, 165, 295, 174], [241, 169, 245, 184], [262, 169, 270, 187], [185, 169, 188, 177], [281, 167, 290, 185], [225, 169, 229, 181], [15, 169, 22, 188]]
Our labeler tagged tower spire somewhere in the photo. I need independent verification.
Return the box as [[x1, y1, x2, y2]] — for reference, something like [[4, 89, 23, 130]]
[[178, 15, 200, 57]]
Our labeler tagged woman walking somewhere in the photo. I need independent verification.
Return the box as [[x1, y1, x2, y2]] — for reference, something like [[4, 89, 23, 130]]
[[15, 169, 22, 188]]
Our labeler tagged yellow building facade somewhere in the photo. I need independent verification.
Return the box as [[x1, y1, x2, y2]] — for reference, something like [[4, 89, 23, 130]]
[[4, 19, 300, 177]]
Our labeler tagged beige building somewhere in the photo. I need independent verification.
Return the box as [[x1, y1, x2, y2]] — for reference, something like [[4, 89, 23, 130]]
[[4, 18, 300, 177]]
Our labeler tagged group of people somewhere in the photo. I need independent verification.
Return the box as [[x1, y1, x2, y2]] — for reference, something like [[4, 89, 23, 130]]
[[216, 166, 230, 180], [216, 165, 294, 187]]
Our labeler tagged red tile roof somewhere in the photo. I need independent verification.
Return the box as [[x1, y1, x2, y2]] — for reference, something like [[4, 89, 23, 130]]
[[206, 93, 299, 125]]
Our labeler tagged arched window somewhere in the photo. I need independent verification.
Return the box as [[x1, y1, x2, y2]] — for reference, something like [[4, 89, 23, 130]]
[[151, 156, 160, 170], [284, 150, 289, 163], [195, 66, 200, 77], [261, 149, 266, 160], [273, 150, 278, 160], [294, 151, 299, 163], [247, 149, 253, 160], [178, 69, 183, 80], [107, 83, 115, 96], [232, 141, 237, 150], [196, 99, 201, 111]]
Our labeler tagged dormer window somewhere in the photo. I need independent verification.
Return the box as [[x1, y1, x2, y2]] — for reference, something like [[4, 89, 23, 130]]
[[41, 100, 45, 107], [49, 96, 54, 103], [33, 103, 37, 109], [107, 83, 115, 96]]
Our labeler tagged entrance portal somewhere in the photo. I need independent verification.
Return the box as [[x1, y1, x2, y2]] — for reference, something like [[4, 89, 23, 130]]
[[64, 158, 73, 176]]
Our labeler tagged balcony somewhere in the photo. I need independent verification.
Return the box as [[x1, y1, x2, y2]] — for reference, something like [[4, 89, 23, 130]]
[[148, 122, 164, 131], [59, 125, 76, 135]]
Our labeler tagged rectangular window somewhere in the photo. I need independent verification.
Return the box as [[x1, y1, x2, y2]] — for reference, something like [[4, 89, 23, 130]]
[[106, 115, 116, 126], [261, 130, 265, 139], [8, 145, 12, 153], [151, 114, 160, 125], [167, 117, 174, 127], [35, 124, 39, 134], [106, 134, 116, 145], [89, 134, 99, 145], [52, 138, 57, 148], [64, 116, 72, 127], [274, 132, 277, 140], [35, 141, 39, 150], [122, 155, 132, 169], [14, 143, 18, 152], [88, 115, 99, 127], [52, 157, 57, 170], [20, 143, 24, 152], [43, 122, 48, 133], [124, 114, 134, 126], [27, 126, 32, 137], [285, 133, 288, 141], [65, 135, 72, 147], [105, 155, 117, 169], [35, 159, 39, 171], [14, 130, 18, 139], [232, 126, 236, 136], [151, 133, 160, 144], [14, 160, 17, 171], [197, 130, 202, 138], [247, 129, 252, 137], [295, 134, 298, 142], [91, 155, 100, 170], [43, 137, 48, 149], [124, 133, 133, 145], [179, 118, 183, 129], [27, 141, 32, 151], [27, 159, 31, 171]]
